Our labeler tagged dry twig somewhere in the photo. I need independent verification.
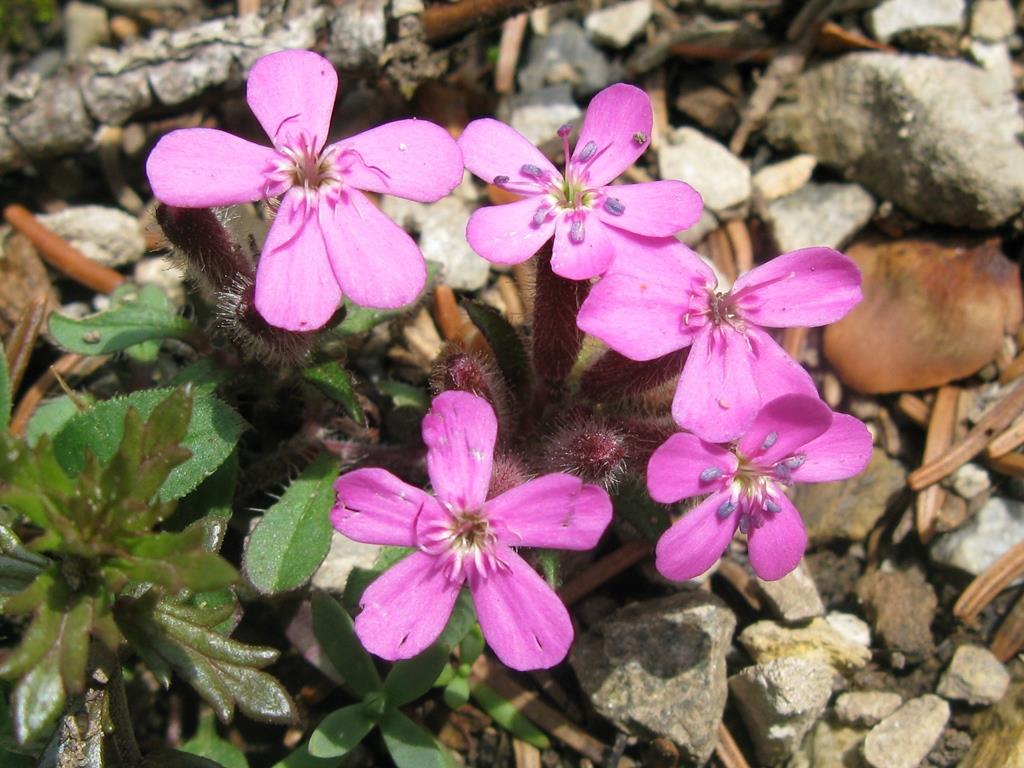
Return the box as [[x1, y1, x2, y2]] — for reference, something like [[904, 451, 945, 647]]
[[558, 540, 653, 607], [915, 386, 959, 542], [954, 540, 1024, 624]]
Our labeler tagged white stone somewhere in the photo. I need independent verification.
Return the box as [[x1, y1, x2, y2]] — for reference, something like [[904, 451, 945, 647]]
[[584, 0, 652, 49], [950, 462, 991, 499], [970, 0, 1016, 41], [676, 209, 718, 247], [311, 532, 380, 593], [752, 154, 817, 201], [937, 644, 1010, 705], [931, 497, 1024, 576], [500, 85, 582, 146], [968, 40, 1015, 93], [867, 0, 966, 42], [825, 612, 872, 650], [37, 205, 144, 268], [391, 0, 423, 17], [764, 182, 875, 252], [757, 562, 824, 622], [65, 1, 110, 61], [835, 691, 903, 727], [133, 257, 185, 306], [862, 695, 949, 768], [658, 127, 750, 216]]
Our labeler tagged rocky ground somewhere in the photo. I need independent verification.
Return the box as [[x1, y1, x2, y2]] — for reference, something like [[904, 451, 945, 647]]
[[2, 0, 1024, 767]]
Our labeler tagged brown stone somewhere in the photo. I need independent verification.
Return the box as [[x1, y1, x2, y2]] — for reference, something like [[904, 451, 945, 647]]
[[855, 569, 936, 657], [824, 235, 1022, 393]]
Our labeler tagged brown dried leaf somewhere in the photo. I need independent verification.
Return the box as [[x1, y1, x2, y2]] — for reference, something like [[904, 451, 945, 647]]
[[0, 233, 60, 337]]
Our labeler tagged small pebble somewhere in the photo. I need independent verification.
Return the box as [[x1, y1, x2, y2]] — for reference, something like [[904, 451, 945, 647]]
[[835, 691, 903, 727], [936, 645, 1009, 705]]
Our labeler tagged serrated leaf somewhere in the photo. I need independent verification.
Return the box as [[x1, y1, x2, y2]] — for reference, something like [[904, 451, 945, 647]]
[[462, 301, 531, 402], [0, 339, 10, 432], [25, 395, 91, 447], [308, 704, 376, 759], [242, 453, 339, 595], [379, 710, 451, 768], [53, 387, 245, 501], [180, 711, 249, 768], [376, 380, 430, 412], [470, 682, 549, 748], [310, 593, 381, 697], [383, 644, 450, 708], [163, 450, 238, 541], [302, 362, 364, 426], [49, 292, 195, 356]]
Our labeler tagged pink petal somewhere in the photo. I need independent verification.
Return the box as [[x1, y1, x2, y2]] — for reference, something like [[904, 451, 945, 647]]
[[421, 391, 497, 512], [594, 181, 703, 237], [332, 468, 440, 547], [671, 328, 760, 443], [484, 474, 612, 550], [732, 248, 863, 328], [647, 433, 737, 504], [745, 328, 820, 405], [146, 128, 278, 207], [459, 118, 560, 186], [792, 413, 873, 483], [466, 198, 556, 266], [323, 189, 426, 309], [572, 83, 653, 187], [746, 492, 807, 581], [576, 236, 707, 361], [332, 120, 464, 203], [355, 551, 461, 660], [470, 547, 573, 670], [253, 191, 341, 331], [655, 490, 738, 582], [246, 50, 338, 151], [551, 213, 615, 280], [737, 394, 833, 468]]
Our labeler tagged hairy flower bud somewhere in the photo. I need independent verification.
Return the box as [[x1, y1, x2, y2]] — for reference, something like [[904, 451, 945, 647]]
[[218, 277, 324, 364], [431, 345, 511, 432], [531, 244, 589, 383], [581, 349, 687, 403], [155, 204, 254, 294], [542, 412, 628, 489]]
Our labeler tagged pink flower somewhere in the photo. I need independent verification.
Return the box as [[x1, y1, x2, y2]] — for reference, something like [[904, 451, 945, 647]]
[[146, 50, 463, 331], [458, 84, 702, 280], [331, 391, 613, 670], [577, 236, 862, 442], [647, 394, 872, 582]]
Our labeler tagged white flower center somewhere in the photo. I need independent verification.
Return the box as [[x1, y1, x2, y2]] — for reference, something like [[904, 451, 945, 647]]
[[420, 507, 504, 582]]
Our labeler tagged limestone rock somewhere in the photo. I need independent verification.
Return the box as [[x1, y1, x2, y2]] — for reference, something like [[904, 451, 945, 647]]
[[499, 85, 582, 146], [970, 0, 1016, 41], [518, 20, 616, 96], [766, 53, 1024, 228], [866, 0, 965, 42], [584, 0, 652, 49], [835, 691, 903, 727], [787, 718, 866, 768], [752, 154, 817, 201], [658, 127, 750, 217], [37, 206, 144, 268], [311, 532, 380, 593], [937, 645, 1010, 705], [570, 591, 735, 764], [931, 497, 1024, 576], [729, 658, 834, 765], [763, 182, 875, 252], [738, 617, 871, 674], [756, 562, 824, 623], [861, 695, 950, 768], [855, 569, 936, 656]]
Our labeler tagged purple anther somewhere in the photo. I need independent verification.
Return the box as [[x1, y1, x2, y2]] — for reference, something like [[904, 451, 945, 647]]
[[532, 205, 551, 226], [774, 464, 792, 481], [764, 499, 781, 515], [557, 124, 573, 138], [520, 164, 544, 178], [717, 500, 736, 520], [738, 514, 750, 534], [699, 466, 723, 483], [761, 431, 778, 451], [578, 141, 597, 161], [570, 217, 585, 243], [783, 454, 807, 470], [602, 197, 625, 216], [493, 175, 510, 185]]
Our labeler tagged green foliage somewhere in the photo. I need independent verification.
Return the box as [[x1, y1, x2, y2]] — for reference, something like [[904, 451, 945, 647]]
[[49, 284, 197, 360], [0, 339, 10, 432], [180, 710, 250, 768], [302, 362, 365, 426], [462, 300, 532, 402], [376, 380, 430, 412], [243, 453, 339, 595], [0, 0, 56, 47]]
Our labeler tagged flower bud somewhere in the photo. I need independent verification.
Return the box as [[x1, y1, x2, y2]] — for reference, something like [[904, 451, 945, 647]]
[[155, 205, 253, 294], [542, 411, 628, 489], [581, 349, 687, 403], [531, 244, 589, 383]]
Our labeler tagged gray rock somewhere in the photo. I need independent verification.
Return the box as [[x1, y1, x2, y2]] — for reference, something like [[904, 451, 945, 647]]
[[584, 0, 652, 49], [499, 85, 582, 147], [856, 569, 936, 657], [968, 40, 1015, 92], [795, 448, 906, 545], [311, 531, 380, 593], [765, 53, 1024, 228], [931, 497, 1024, 576], [970, 0, 1016, 41], [825, 612, 872, 651], [65, 2, 110, 61], [133, 257, 185, 306], [381, 175, 490, 291], [866, 0, 965, 42], [518, 20, 616, 96], [658, 127, 750, 217], [757, 562, 824, 623], [787, 718, 866, 768], [37, 206, 144, 267], [862, 695, 950, 768], [764, 182, 875, 252], [835, 691, 903, 727], [950, 463, 991, 500], [937, 645, 1009, 705], [676, 208, 718, 247], [752, 154, 817, 201], [738, 617, 871, 674], [729, 657, 834, 765], [570, 591, 735, 765]]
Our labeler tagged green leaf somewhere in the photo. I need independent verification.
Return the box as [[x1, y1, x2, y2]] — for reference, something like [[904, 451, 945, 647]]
[[0, 525, 49, 601], [383, 644, 449, 707], [141, 750, 228, 768], [341, 546, 413, 612], [273, 742, 341, 768], [470, 682, 549, 749], [53, 386, 245, 501], [308, 704, 376, 758], [435, 591, 475, 650], [458, 624, 485, 666], [115, 592, 296, 725], [442, 675, 469, 709], [181, 711, 248, 768], [0, 339, 10, 432], [49, 285, 195, 356], [163, 450, 238, 539], [462, 301, 531, 402], [310, 593, 381, 697], [25, 395, 90, 447], [242, 453, 339, 595], [302, 362, 364, 426], [379, 710, 451, 768], [376, 380, 430, 412]]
